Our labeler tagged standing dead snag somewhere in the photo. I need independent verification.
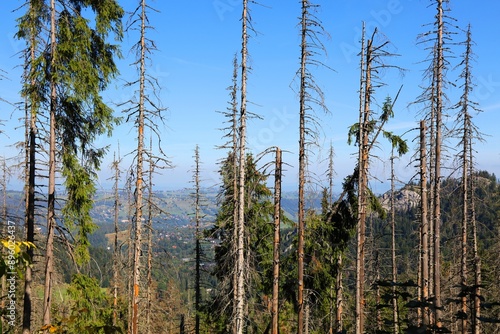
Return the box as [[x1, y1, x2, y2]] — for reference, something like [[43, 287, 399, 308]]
[[271, 147, 282, 334], [389, 148, 400, 334], [419, 120, 430, 328], [451, 24, 484, 334], [121, 1, 168, 332], [355, 24, 368, 334], [415, 1, 456, 329], [296, 1, 329, 332], [235, 0, 248, 331], [192, 145, 204, 334], [349, 25, 407, 334], [110, 152, 122, 328], [433, 2, 445, 327]]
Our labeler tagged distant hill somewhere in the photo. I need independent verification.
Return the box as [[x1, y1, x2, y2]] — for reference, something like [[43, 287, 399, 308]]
[[0, 185, 435, 230], [0, 188, 319, 229]]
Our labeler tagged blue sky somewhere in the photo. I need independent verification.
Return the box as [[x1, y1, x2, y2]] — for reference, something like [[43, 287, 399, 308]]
[[1, 0, 500, 194]]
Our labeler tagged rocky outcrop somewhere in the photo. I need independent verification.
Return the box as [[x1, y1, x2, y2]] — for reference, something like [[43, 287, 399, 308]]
[[380, 187, 420, 212]]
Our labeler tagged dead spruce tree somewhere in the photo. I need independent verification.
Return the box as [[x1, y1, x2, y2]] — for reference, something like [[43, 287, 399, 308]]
[[350, 26, 407, 334], [271, 147, 282, 334], [419, 120, 431, 329], [451, 24, 484, 334], [296, 1, 329, 332], [235, 0, 250, 331], [110, 152, 122, 328], [415, 1, 455, 329], [191, 145, 205, 334], [235, 0, 258, 332], [121, 1, 168, 332]]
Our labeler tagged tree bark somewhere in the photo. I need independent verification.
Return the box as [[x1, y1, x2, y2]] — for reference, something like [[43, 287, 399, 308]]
[[23, 28, 37, 331], [390, 153, 400, 334], [131, 1, 147, 332], [271, 147, 282, 334], [470, 152, 481, 334], [433, 1, 444, 328], [146, 143, 154, 334], [112, 154, 120, 328], [235, 1, 248, 332], [420, 120, 430, 328], [194, 145, 202, 334], [460, 112, 468, 334], [355, 26, 369, 334], [297, 2, 308, 332]]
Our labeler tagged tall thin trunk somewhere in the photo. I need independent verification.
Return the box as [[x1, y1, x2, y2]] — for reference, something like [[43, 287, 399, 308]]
[[427, 45, 438, 328], [43, 0, 57, 327], [230, 55, 240, 334], [271, 147, 282, 334], [420, 120, 430, 328], [460, 25, 480, 334], [355, 25, 369, 334], [194, 145, 202, 334], [390, 153, 400, 334], [433, 1, 444, 328], [131, 1, 147, 332], [470, 144, 481, 334], [460, 115, 469, 334], [376, 251, 382, 331], [112, 153, 120, 327], [327, 143, 338, 334], [297, 2, 308, 332], [146, 142, 154, 334], [235, 1, 248, 332], [127, 176, 134, 334], [23, 30, 37, 331]]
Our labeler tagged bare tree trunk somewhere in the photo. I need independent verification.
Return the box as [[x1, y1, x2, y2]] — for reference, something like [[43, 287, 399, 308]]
[[23, 9, 38, 328], [131, 1, 147, 332], [112, 153, 120, 328], [146, 144, 154, 334], [470, 154, 481, 334], [420, 120, 430, 328], [327, 146, 334, 334], [271, 147, 282, 334], [433, 1, 444, 328], [297, 2, 309, 332], [231, 56, 240, 334], [43, 0, 57, 327], [326, 143, 341, 334], [460, 114, 469, 334], [427, 46, 438, 329], [459, 25, 480, 334], [390, 152, 400, 334], [193, 145, 202, 334], [355, 24, 369, 334], [235, 1, 249, 332], [127, 177, 134, 334]]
